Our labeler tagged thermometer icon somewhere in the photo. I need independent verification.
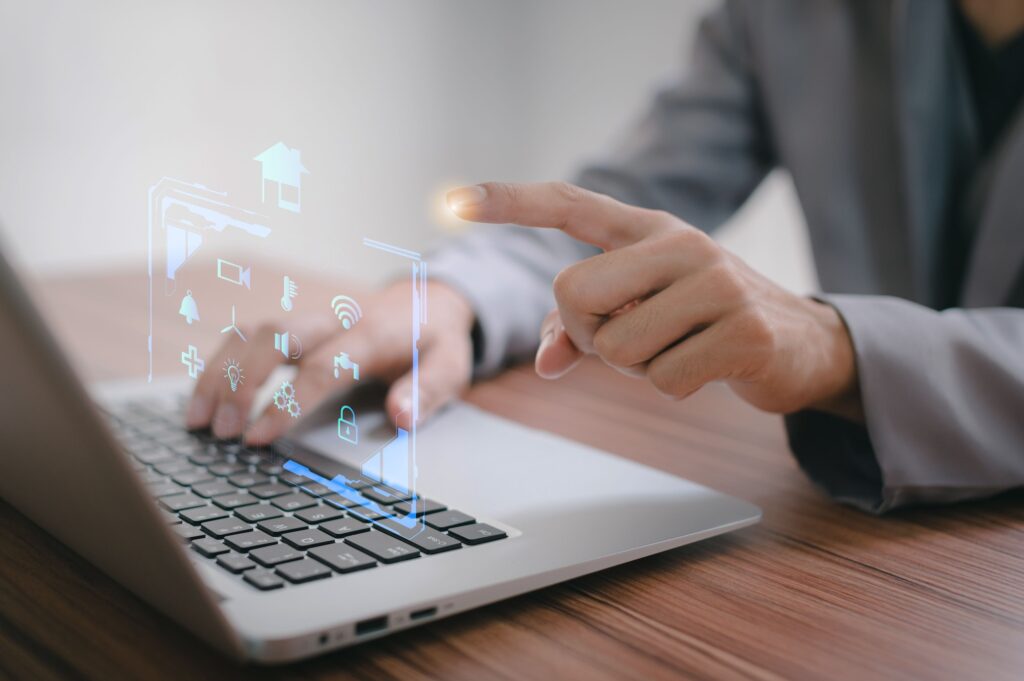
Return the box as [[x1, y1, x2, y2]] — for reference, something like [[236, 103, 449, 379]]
[[281, 275, 298, 311]]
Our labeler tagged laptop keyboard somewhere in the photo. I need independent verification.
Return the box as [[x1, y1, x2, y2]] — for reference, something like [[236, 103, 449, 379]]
[[101, 400, 508, 591]]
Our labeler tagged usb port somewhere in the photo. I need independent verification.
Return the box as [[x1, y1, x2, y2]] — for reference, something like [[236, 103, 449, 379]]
[[410, 607, 437, 621], [355, 616, 388, 636]]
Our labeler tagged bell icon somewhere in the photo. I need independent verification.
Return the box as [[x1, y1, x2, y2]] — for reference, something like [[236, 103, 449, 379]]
[[179, 289, 200, 325]]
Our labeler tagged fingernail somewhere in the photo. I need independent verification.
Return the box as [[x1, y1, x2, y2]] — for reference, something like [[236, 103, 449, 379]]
[[186, 396, 211, 427], [446, 185, 488, 213], [538, 326, 556, 353], [212, 403, 241, 438]]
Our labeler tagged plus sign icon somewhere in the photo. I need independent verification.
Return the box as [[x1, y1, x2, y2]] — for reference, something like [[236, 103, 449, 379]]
[[180, 344, 205, 379]]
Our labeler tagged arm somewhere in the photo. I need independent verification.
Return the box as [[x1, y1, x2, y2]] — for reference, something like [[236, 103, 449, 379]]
[[428, 0, 773, 375], [787, 296, 1024, 513]]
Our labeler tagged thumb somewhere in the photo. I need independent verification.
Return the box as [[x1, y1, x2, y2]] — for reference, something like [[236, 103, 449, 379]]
[[535, 309, 584, 379], [385, 337, 472, 431]]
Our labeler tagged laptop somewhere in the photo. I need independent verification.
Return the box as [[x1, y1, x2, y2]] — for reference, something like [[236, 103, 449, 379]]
[[0, 245, 761, 663]]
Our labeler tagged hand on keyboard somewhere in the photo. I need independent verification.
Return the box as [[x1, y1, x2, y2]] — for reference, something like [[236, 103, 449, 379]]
[[185, 280, 475, 444]]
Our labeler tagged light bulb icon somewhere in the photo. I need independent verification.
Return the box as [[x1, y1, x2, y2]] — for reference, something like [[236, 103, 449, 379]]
[[224, 359, 244, 393]]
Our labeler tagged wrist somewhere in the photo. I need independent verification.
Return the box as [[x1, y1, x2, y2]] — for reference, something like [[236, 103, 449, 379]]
[[806, 299, 864, 422]]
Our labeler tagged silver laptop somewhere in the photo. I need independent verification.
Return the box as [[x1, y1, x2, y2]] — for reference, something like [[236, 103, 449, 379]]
[[0, 245, 760, 663]]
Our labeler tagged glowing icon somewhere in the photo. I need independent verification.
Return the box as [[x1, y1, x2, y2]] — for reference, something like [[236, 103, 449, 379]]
[[337, 406, 358, 444], [330, 295, 362, 330], [180, 345, 205, 379], [217, 258, 252, 289], [273, 331, 303, 360], [224, 359, 244, 393], [273, 381, 301, 418], [333, 352, 360, 381], [254, 142, 309, 213], [178, 290, 200, 325], [281, 275, 298, 311], [220, 305, 247, 342]]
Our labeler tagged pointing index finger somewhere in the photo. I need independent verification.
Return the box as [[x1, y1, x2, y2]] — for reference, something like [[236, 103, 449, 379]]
[[446, 181, 667, 250]]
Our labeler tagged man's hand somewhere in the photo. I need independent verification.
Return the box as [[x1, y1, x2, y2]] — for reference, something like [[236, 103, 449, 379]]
[[447, 181, 862, 420], [186, 280, 475, 444]]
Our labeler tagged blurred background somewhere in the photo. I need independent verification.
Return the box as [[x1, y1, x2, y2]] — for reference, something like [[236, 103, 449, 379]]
[[0, 0, 815, 292]]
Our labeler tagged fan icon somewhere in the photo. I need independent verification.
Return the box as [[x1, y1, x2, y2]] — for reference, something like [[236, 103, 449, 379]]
[[330, 295, 362, 330]]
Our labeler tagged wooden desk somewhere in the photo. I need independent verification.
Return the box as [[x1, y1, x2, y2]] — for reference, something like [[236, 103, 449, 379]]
[[2, 268, 1022, 680]]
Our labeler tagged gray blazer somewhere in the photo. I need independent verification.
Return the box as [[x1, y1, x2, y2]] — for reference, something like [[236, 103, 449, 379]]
[[429, 0, 1024, 513]]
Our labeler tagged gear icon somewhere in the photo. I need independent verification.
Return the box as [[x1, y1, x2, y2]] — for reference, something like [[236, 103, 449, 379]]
[[279, 381, 295, 399], [287, 400, 301, 418], [272, 390, 288, 411]]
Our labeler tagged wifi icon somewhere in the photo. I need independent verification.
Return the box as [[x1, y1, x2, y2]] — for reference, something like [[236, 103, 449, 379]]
[[331, 295, 363, 330]]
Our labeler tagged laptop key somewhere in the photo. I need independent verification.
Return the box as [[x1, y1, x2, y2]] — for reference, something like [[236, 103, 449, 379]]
[[224, 530, 276, 552], [244, 569, 284, 591], [319, 517, 371, 538], [271, 493, 317, 512], [208, 462, 245, 477], [276, 559, 331, 584], [147, 481, 185, 498], [348, 505, 392, 522], [159, 494, 206, 512], [393, 499, 446, 517], [154, 459, 194, 475], [423, 510, 475, 531], [299, 482, 332, 497], [173, 523, 205, 541], [212, 492, 258, 510], [309, 543, 377, 574], [138, 470, 167, 484], [227, 472, 269, 488], [249, 483, 291, 499], [171, 469, 216, 486], [192, 481, 236, 498], [235, 504, 283, 523], [374, 519, 462, 555], [180, 505, 228, 525], [250, 543, 305, 567], [133, 447, 177, 465], [346, 531, 420, 564], [187, 451, 220, 466], [295, 505, 345, 524], [191, 537, 229, 557], [323, 493, 368, 510], [278, 471, 310, 486], [216, 552, 256, 574], [362, 486, 414, 505], [257, 517, 307, 536], [202, 517, 253, 538], [449, 523, 508, 545], [282, 529, 333, 549], [257, 461, 284, 476]]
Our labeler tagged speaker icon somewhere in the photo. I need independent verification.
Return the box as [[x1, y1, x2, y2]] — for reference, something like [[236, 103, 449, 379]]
[[273, 331, 303, 360]]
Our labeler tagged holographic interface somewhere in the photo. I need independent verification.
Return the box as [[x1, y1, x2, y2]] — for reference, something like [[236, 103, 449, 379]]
[[285, 238, 429, 533]]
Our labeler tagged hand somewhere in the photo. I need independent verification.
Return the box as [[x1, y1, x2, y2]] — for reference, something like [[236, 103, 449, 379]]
[[186, 279, 476, 444], [447, 181, 862, 420]]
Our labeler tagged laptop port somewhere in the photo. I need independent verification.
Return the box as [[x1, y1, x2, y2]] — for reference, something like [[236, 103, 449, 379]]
[[355, 616, 388, 636], [410, 606, 437, 621]]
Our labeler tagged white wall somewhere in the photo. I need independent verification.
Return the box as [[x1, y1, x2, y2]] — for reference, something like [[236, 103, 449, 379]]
[[0, 0, 816, 292]]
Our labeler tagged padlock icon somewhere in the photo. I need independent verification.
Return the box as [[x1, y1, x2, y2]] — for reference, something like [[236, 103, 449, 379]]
[[337, 405, 358, 445]]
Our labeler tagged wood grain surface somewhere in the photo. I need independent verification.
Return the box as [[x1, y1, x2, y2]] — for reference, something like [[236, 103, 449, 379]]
[[1, 267, 1022, 681]]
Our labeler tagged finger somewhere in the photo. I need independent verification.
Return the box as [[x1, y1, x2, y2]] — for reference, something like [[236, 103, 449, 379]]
[[552, 229, 718, 352], [446, 181, 672, 250], [592, 264, 744, 369], [535, 310, 583, 379], [210, 316, 336, 439], [645, 316, 753, 400], [385, 333, 473, 431], [186, 332, 248, 429]]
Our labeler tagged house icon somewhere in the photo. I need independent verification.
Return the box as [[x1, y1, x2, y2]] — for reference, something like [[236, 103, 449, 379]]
[[254, 142, 309, 213]]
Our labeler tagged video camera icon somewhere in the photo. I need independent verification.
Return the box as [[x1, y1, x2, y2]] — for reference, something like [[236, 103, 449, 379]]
[[217, 258, 252, 289]]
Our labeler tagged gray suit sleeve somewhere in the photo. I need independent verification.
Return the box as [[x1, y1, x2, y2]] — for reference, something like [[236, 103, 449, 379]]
[[787, 295, 1024, 513], [428, 0, 773, 375]]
